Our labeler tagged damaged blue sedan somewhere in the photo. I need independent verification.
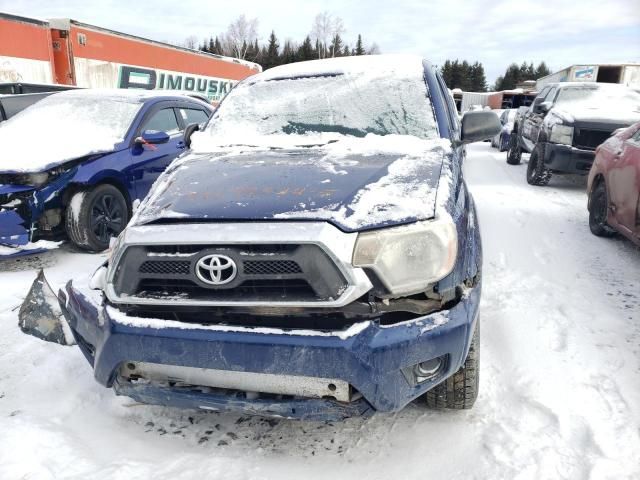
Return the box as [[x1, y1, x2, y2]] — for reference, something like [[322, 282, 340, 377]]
[[0, 90, 212, 255], [58, 55, 500, 420]]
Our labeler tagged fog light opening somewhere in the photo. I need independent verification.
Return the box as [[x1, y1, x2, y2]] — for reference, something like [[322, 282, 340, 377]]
[[414, 356, 445, 383]]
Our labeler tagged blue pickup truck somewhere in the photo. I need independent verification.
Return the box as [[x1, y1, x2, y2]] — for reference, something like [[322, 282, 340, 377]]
[[58, 55, 500, 420], [0, 90, 213, 253]]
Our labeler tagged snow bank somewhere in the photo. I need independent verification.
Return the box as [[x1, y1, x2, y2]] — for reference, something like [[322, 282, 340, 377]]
[[0, 90, 144, 173]]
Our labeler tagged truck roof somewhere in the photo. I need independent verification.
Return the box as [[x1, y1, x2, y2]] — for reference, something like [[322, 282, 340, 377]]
[[251, 54, 429, 83]]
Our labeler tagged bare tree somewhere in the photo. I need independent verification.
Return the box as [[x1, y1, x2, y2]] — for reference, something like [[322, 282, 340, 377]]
[[368, 42, 381, 55], [329, 17, 345, 58], [221, 15, 259, 59], [311, 12, 345, 59], [311, 12, 332, 59], [183, 35, 199, 50]]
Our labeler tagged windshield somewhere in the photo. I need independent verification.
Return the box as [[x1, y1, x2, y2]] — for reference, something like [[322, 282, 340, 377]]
[[555, 85, 640, 111], [0, 93, 143, 172], [193, 65, 439, 150]]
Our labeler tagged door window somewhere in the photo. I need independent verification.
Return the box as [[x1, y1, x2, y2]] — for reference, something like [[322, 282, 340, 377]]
[[179, 108, 209, 127], [544, 87, 558, 103], [143, 108, 180, 134]]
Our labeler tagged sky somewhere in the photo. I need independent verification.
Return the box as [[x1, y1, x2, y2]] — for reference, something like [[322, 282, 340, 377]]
[[2, 0, 640, 84]]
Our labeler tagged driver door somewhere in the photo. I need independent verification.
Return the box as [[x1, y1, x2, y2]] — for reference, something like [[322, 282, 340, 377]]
[[530, 86, 557, 144], [130, 104, 186, 200]]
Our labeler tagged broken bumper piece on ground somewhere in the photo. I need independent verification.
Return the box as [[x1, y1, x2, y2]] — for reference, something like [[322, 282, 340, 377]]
[[58, 280, 480, 420], [18, 269, 75, 345]]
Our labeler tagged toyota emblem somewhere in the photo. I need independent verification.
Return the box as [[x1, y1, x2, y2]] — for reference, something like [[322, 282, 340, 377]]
[[195, 254, 237, 286]]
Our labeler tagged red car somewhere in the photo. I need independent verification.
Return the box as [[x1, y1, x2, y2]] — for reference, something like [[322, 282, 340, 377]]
[[587, 122, 640, 246]]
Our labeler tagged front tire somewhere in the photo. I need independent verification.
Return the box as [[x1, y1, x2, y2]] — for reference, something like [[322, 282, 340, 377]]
[[589, 180, 616, 237], [424, 321, 479, 409], [65, 184, 129, 251], [506, 134, 522, 165], [526, 144, 552, 186]]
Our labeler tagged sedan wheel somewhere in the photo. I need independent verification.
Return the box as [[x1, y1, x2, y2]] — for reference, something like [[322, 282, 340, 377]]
[[66, 184, 130, 251]]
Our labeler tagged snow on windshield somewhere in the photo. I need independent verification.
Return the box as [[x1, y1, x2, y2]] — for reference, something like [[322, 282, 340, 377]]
[[192, 55, 438, 151], [0, 92, 143, 173]]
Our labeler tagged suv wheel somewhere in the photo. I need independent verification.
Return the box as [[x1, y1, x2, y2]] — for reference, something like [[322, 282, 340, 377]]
[[506, 134, 522, 165], [526, 144, 552, 186], [65, 184, 129, 251], [589, 180, 616, 237], [424, 321, 479, 409]]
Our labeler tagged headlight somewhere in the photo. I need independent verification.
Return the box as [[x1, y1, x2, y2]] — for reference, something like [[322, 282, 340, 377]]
[[15, 165, 73, 188], [17, 172, 50, 187], [550, 124, 574, 145], [352, 217, 458, 296]]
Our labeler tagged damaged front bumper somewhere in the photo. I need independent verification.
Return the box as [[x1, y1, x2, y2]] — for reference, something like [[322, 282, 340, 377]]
[[59, 282, 481, 421], [1, 184, 35, 247]]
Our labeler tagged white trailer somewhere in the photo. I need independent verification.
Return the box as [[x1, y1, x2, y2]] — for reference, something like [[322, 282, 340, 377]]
[[536, 64, 640, 90]]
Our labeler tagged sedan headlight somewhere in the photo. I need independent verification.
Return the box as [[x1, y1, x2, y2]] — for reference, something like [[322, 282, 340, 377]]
[[550, 124, 574, 145], [352, 217, 458, 296], [16, 172, 51, 187]]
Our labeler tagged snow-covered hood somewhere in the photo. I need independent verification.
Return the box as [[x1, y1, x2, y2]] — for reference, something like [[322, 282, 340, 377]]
[[132, 141, 449, 232], [550, 107, 640, 126]]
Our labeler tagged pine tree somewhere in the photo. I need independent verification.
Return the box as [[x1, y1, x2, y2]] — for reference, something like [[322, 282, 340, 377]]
[[297, 36, 315, 62], [342, 45, 350, 56], [330, 33, 343, 57], [535, 61, 551, 79], [281, 40, 296, 65], [470, 62, 487, 92], [354, 34, 365, 55], [243, 40, 260, 63], [213, 37, 223, 55], [263, 31, 280, 69]]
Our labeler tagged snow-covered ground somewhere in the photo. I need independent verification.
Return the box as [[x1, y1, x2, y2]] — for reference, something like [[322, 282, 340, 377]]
[[0, 143, 638, 479]]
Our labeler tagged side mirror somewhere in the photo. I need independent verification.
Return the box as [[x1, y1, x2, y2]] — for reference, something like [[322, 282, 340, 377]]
[[459, 111, 501, 145], [534, 101, 552, 115], [183, 122, 200, 148], [135, 130, 170, 145]]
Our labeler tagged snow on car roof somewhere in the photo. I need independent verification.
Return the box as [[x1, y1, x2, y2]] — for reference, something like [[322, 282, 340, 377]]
[[0, 90, 147, 173], [252, 54, 426, 82], [43, 88, 191, 102]]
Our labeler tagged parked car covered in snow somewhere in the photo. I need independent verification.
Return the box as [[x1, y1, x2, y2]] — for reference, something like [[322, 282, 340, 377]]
[[57, 55, 500, 420], [491, 108, 517, 151], [587, 121, 640, 245], [0, 90, 213, 253], [506, 82, 640, 185], [0, 82, 80, 123]]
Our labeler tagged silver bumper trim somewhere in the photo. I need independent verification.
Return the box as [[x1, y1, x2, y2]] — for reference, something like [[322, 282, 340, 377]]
[[121, 362, 351, 402]]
